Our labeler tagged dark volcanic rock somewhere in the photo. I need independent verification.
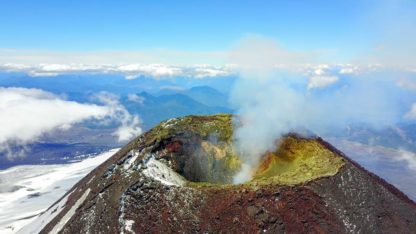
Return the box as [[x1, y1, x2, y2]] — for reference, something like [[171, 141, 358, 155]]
[[29, 114, 415, 234]]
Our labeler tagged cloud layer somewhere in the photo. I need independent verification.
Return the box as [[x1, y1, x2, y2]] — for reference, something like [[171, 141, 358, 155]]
[[0, 87, 141, 159], [0, 63, 234, 79]]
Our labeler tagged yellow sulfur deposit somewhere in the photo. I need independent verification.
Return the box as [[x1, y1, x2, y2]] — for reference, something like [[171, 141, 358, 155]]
[[252, 136, 345, 185]]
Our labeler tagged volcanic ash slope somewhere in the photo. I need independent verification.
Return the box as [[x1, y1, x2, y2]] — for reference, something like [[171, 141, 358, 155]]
[[29, 114, 416, 234]]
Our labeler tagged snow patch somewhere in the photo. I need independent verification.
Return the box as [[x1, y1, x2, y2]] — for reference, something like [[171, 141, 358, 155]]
[[125, 220, 135, 233], [142, 158, 186, 186], [124, 150, 139, 171], [118, 193, 128, 234], [87, 175, 96, 185], [49, 188, 91, 234]]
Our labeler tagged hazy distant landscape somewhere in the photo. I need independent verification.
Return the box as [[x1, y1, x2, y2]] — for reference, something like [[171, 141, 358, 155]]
[[1, 70, 415, 201]]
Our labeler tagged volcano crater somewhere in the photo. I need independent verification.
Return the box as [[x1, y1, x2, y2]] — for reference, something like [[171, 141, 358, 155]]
[[149, 116, 345, 187]]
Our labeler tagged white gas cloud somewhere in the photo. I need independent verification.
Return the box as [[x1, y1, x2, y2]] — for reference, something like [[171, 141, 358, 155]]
[[0, 88, 142, 159], [229, 36, 405, 184]]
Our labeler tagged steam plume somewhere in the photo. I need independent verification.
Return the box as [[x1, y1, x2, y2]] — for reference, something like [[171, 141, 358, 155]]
[[229, 36, 409, 184]]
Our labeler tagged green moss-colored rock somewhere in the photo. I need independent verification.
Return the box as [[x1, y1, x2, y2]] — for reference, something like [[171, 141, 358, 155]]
[[142, 114, 233, 147]]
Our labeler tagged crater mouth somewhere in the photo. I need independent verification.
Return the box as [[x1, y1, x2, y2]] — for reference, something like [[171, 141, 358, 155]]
[[171, 138, 242, 184], [147, 115, 345, 187], [168, 135, 345, 186]]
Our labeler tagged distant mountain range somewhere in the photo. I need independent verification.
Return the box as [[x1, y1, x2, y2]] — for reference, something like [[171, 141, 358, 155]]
[[0, 72, 236, 99], [154, 85, 230, 107], [123, 88, 232, 129]]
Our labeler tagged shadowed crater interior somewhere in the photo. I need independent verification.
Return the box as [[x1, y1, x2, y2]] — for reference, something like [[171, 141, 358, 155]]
[[167, 133, 241, 184]]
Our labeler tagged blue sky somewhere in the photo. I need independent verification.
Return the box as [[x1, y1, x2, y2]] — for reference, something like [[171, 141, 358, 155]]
[[0, 0, 415, 65]]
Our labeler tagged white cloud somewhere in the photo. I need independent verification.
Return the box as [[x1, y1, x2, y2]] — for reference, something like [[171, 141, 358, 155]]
[[405, 103, 416, 119], [127, 94, 145, 105], [117, 64, 184, 78], [396, 150, 416, 171], [339, 67, 356, 74], [92, 92, 142, 142], [334, 64, 360, 75], [306, 63, 342, 90], [0, 60, 397, 81], [113, 116, 142, 142], [307, 75, 339, 90], [313, 64, 330, 75], [0, 88, 142, 159], [0, 87, 110, 159], [192, 65, 232, 78], [0, 63, 234, 79]]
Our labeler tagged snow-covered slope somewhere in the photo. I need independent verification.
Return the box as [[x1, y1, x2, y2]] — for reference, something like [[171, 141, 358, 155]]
[[0, 148, 119, 234]]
